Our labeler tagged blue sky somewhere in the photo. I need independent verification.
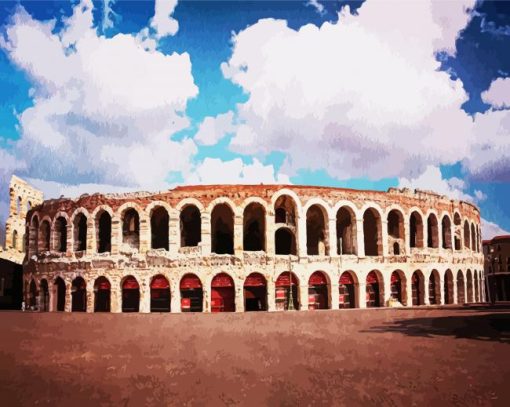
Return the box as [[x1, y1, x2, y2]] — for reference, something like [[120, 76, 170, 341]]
[[0, 0, 509, 238]]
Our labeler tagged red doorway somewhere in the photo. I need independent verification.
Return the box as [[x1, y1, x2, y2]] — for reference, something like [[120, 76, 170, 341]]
[[122, 276, 140, 312], [94, 277, 111, 312], [211, 273, 235, 312], [244, 273, 267, 311], [366, 271, 381, 308], [180, 274, 203, 312], [151, 275, 170, 312], [339, 272, 356, 308], [308, 271, 329, 310], [71, 277, 86, 312], [275, 272, 299, 311]]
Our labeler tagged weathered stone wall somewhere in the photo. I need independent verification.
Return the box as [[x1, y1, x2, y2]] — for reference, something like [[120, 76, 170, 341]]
[[23, 184, 484, 312]]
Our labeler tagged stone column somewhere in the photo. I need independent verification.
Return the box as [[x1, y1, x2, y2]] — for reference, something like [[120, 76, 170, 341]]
[[383, 274, 392, 306], [404, 217, 411, 256], [139, 284, 150, 313], [203, 287, 210, 313], [356, 219, 365, 257], [267, 280, 276, 312], [405, 275, 412, 306], [423, 273, 430, 305], [235, 284, 244, 312], [86, 289, 93, 313], [439, 276, 445, 305], [328, 218, 337, 256], [266, 211, 275, 256], [330, 282, 339, 310], [358, 281, 367, 309], [86, 218, 95, 255], [299, 283, 309, 311], [201, 213, 211, 256], [234, 214, 243, 257], [381, 220, 389, 257], [423, 220, 429, 250], [111, 285, 121, 313], [171, 280, 181, 313], [65, 282, 72, 312], [168, 210, 180, 256], [139, 217, 150, 254], [298, 214, 307, 258], [452, 275, 458, 304], [111, 217, 121, 255], [66, 222, 73, 257]]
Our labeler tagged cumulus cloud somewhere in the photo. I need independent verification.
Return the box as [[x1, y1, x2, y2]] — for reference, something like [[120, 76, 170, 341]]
[[150, 0, 179, 38], [482, 77, 510, 109], [221, 0, 475, 180], [0, 0, 198, 193], [481, 218, 509, 240], [195, 111, 236, 146], [186, 158, 290, 185]]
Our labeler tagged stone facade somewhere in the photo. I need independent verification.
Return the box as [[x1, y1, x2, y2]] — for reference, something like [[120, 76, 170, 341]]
[[23, 184, 484, 313], [483, 235, 510, 302]]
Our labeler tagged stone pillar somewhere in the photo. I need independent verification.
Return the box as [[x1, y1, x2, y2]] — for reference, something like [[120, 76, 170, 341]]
[[86, 218, 95, 255], [438, 223, 443, 251], [267, 279, 276, 312], [201, 213, 211, 256], [404, 217, 411, 257], [86, 289, 94, 313], [65, 282, 72, 312], [405, 275, 412, 306], [299, 283, 308, 311], [328, 218, 337, 256], [452, 275, 458, 304], [171, 280, 181, 313], [298, 214, 307, 258], [235, 284, 244, 312], [423, 273, 430, 305], [203, 287, 210, 313], [111, 217, 121, 255], [266, 210, 275, 256], [169, 210, 180, 256], [139, 284, 150, 313], [330, 282, 339, 309], [381, 220, 389, 256], [139, 217, 150, 254], [383, 274, 392, 306], [356, 219, 365, 257], [234, 214, 243, 257], [66, 222, 73, 257], [111, 285, 121, 313], [358, 281, 367, 309], [439, 276, 445, 305]]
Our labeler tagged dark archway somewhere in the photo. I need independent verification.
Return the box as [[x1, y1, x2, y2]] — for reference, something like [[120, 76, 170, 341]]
[[471, 224, 476, 253], [122, 276, 140, 312], [387, 209, 404, 255], [73, 213, 87, 252], [151, 207, 169, 250], [474, 271, 480, 302], [339, 271, 356, 308], [150, 275, 170, 312], [410, 211, 424, 248], [444, 269, 454, 304], [180, 274, 203, 312], [274, 195, 297, 226], [243, 203, 266, 251], [40, 279, 49, 311], [40, 220, 51, 252], [29, 279, 37, 309], [427, 214, 439, 248], [411, 271, 424, 306], [275, 272, 299, 310], [457, 271, 465, 304], [211, 204, 234, 255], [306, 205, 328, 256], [211, 273, 235, 312], [94, 277, 111, 312], [55, 217, 67, 253], [463, 220, 470, 250], [442, 215, 452, 249], [390, 271, 404, 304], [96, 211, 111, 253], [244, 273, 267, 311], [467, 269, 473, 302], [275, 227, 297, 255], [180, 205, 201, 247], [71, 277, 86, 312], [336, 207, 356, 255], [54, 277, 66, 311], [366, 271, 382, 308], [428, 270, 440, 305], [308, 271, 329, 310], [363, 208, 381, 256], [454, 213, 462, 250], [122, 209, 140, 250]]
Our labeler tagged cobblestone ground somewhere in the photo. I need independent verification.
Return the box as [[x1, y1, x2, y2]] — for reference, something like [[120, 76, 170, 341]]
[[0, 305, 509, 406]]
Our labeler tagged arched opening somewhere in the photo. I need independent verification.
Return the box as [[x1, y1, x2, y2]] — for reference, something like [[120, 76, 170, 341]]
[[29, 279, 37, 310], [73, 213, 87, 252], [471, 223, 476, 253], [31, 217, 39, 255], [12, 230, 18, 250], [275, 227, 297, 255], [55, 217, 67, 253], [457, 271, 465, 304], [454, 213, 462, 250], [150, 275, 170, 312], [410, 212, 424, 248], [336, 207, 356, 255], [411, 271, 424, 306], [474, 271, 479, 303], [211, 273, 235, 312], [463, 220, 470, 250], [366, 271, 382, 308], [151, 207, 169, 250], [339, 271, 356, 308], [40, 220, 51, 252], [306, 205, 329, 256], [275, 272, 299, 311], [363, 208, 381, 256], [71, 277, 86, 312], [96, 211, 111, 253], [122, 209, 140, 250], [211, 204, 234, 255], [244, 273, 267, 311], [54, 277, 66, 311], [444, 270, 454, 304], [441, 215, 452, 249], [427, 214, 439, 248], [180, 274, 203, 312], [122, 276, 140, 312], [467, 269, 473, 302], [40, 279, 49, 311], [274, 195, 297, 226], [428, 270, 440, 305], [243, 203, 266, 251], [308, 271, 329, 310], [387, 209, 404, 255], [94, 277, 111, 312], [180, 205, 201, 247], [390, 271, 405, 304], [16, 196, 21, 214]]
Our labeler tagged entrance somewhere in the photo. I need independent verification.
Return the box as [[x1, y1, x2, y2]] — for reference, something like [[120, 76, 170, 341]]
[[390, 272, 403, 303], [411, 272, 422, 306], [150, 275, 170, 312], [40, 279, 49, 311], [180, 274, 203, 312], [243, 273, 267, 311], [94, 277, 111, 312], [308, 271, 329, 310], [211, 273, 235, 312], [339, 272, 356, 308], [275, 272, 299, 311], [366, 271, 380, 308], [55, 277, 66, 311], [122, 276, 140, 312], [71, 277, 86, 312]]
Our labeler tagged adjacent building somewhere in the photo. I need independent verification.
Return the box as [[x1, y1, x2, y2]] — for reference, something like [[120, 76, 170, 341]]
[[483, 236, 510, 302]]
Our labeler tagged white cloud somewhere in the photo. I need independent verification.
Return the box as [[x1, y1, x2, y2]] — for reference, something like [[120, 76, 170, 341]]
[[398, 165, 473, 202], [195, 111, 235, 146], [102, 0, 117, 32], [474, 189, 487, 202], [482, 77, 510, 109], [221, 0, 475, 180], [307, 0, 325, 15], [430, 0, 475, 53], [481, 218, 509, 240], [186, 158, 290, 185], [1, 0, 198, 191], [150, 0, 179, 39]]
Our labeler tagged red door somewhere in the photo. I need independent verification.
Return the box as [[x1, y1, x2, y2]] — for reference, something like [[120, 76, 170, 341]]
[[211, 273, 235, 312], [339, 272, 355, 309], [308, 271, 329, 310]]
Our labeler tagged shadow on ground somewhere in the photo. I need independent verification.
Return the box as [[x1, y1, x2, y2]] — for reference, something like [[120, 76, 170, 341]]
[[363, 311, 510, 343]]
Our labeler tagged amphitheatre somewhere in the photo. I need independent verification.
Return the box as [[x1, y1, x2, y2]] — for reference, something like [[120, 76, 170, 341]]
[[17, 180, 485, 314]]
